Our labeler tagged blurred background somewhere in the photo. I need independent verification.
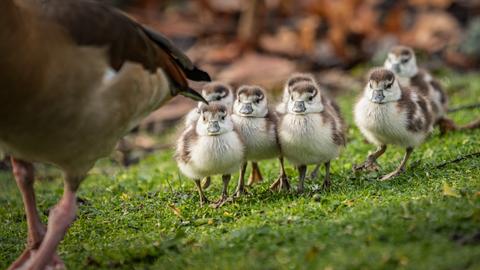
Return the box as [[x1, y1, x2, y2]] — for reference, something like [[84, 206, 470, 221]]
[[3, 0, 480, 168]]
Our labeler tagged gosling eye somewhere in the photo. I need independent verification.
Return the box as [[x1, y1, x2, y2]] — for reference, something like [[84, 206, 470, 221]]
[[290, 96, 294, 101], [221, 115, 226, 121], [401, 58, 409, 64], [203, 116, 207, 122], [308, 96, 314, 102]]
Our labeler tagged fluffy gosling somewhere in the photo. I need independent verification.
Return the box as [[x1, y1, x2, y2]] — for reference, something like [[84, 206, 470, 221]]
[[232, 85, 290, 194], [354, 68, 435, 180], [176, 104, 244, 207], [184, 82, 234, 189], [384, 45, 456, 134], [277, 73, 326, 179], [279, 80, 346, 193]]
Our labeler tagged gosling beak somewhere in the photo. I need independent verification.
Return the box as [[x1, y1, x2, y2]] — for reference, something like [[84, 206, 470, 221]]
[[207, 121, 221, 135], [372, 90, 385, 103], [239, 103, 254, 115], [179, 87, 209, 104], [292, 101, 306, 114]]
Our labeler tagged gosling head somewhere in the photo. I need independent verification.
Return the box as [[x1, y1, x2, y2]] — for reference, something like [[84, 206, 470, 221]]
[[286, 82, 324, 115], [196, 104, 234, 136], [365, 68, 401, 104], [384, 45, 418, 78], [201, 82, 234, 108], [283, 73, 317, 100], [233, 85, 268, 117]]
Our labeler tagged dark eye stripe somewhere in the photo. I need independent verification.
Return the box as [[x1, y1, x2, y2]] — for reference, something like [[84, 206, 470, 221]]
[[214, 85, 227, 93], [386, 79, 394, 88]]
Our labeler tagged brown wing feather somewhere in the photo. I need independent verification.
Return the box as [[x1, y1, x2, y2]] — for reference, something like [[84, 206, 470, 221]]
[[39, 0, 208, 89], [176, 127, 197, 163], [156, 48, 189, 90]]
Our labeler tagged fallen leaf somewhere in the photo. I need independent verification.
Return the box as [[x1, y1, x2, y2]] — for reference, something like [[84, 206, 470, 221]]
[[217, 53, 297, 89], [193, 218, 210, 226], [402, 11, 461, 52], [260, 27, 302, 57], [120, 193, 130, 201], [442, 182, 461, 198], [168, 204, 184, 219], [343, 199, 355, 207]]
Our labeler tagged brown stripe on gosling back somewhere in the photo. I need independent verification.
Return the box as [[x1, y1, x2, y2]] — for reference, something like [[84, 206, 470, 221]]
[[265, 109, 280, 146], [323, 110, 346, 146], [319, 99, 346, 146], [410, 70, 430, 96], [398, 87, 433, 133], [176, 127, 197, 163], [390, 45, 414, 58], [369, 68, 395, 83], [397, 87, 417, 132], [411, 70, 447, 115], [331, 121, 346, 146], [416, 94, 433, 131], [329, 99, 347, 145], [237, 85, 265, 100]]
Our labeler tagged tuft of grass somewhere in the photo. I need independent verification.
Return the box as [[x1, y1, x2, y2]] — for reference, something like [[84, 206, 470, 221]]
[[1, 71, 480, 269]]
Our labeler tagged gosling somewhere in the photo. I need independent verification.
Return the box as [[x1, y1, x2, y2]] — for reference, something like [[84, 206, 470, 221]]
[[354, 68, 434, 180], [384, 45, 455, 133], [184, 82, 234, 189], [176, 104, 244, 207], [279, 80, 346, 193], [276, 73, 324, 179], [231, 85, 290, 194]]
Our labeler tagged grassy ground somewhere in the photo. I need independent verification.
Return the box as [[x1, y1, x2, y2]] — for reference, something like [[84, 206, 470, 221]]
[[1, 71, 480, 270]]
